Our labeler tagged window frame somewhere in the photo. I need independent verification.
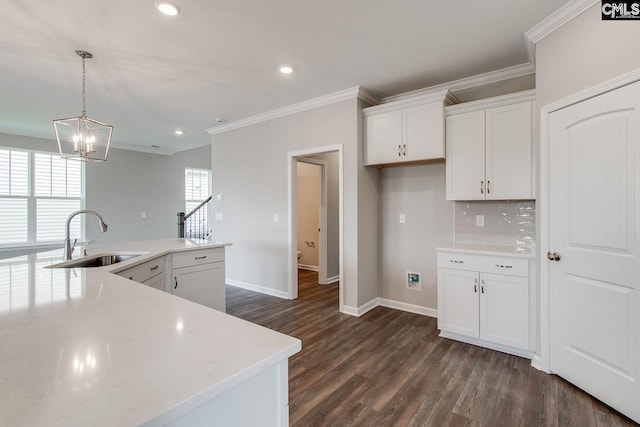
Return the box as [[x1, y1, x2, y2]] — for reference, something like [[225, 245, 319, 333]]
[[0, 147, 85, 251]]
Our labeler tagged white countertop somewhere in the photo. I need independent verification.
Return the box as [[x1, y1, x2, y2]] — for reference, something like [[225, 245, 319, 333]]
[[0, 239, 302, 426], [437, 243, 536, 259]]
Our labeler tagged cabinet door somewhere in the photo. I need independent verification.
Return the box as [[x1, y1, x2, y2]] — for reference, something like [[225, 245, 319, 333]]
[[437, 268, 479, 338], [445, 111, 486, 200], [173, 262, 226, 312], [403, 102, 445, 161], [365, 110, 402, 165], [479, 272, 529, 350], [143, 273, 165, 291], [485, 102, 533, 199]]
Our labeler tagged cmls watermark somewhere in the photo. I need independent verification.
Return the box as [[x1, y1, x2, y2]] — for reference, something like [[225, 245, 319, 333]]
[[602, 1, 640, 19]]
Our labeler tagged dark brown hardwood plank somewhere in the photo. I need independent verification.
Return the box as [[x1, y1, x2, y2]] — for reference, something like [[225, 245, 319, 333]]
[[225, 270, 636, 427]]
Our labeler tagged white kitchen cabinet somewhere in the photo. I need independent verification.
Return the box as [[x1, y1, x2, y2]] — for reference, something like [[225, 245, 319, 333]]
[[437, 249, 533, 357], [445, 91, 534, 200], [116, 256, 166, 291], [172, 247, 226, 312], [364, 89, 457, 166]]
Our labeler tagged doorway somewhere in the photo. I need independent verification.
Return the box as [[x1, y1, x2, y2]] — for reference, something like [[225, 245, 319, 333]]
[[287, 145, 343, 311], [296, 159, 324, 278]]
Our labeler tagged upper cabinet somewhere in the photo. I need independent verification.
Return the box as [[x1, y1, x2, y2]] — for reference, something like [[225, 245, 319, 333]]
[[364, 89, 458, 167], [445, 91, 535, 201]]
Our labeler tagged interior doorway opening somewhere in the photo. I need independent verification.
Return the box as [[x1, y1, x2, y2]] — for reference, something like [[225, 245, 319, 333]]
[[288, 145, 343, 311]]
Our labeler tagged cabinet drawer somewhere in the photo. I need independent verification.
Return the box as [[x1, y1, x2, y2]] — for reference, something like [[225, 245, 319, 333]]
[[172, 248, 224, 269], [438, 251, 529, 277], [118, 256, 165, 283]]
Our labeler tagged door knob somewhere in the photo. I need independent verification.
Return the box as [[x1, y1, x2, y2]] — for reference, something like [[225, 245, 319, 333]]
[[547, 251, 561, 261]]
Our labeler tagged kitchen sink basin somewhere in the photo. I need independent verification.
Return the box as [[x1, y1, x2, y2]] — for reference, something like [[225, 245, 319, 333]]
[[47, 253, 141, 269]]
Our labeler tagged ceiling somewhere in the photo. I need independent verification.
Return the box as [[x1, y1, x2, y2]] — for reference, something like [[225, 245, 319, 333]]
[[0, 0, 567, 154]]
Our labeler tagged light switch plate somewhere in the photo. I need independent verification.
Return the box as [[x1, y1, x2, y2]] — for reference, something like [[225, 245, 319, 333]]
[[274, 213, 279, 223], [476, 215, 484, 227], [399, 213, 406, 224], [215, 212, 223, 221]]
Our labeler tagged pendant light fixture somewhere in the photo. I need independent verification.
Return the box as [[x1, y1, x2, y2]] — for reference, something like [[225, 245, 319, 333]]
[[53, 50, 112, 162]]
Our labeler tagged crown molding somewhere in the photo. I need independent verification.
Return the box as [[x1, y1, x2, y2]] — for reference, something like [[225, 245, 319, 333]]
[[363, 88, 456, 115], [380, 63, 535, 105], [445, 89, 536, 116], [525, 0, 599, 62], [207, 86, 378, 136]]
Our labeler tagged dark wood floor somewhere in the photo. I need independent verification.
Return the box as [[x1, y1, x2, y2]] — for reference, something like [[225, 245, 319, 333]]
[[226, 270, 637, 427]]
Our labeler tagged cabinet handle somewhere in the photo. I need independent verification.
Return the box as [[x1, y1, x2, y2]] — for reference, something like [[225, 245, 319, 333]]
[[174, 277, 178, 290], [448, 259, 464, 264], [129, 276, 133, 280], [403, 144, 407, 156], [398, 145, 402, 157], [481, 279, 485, 294], [495, 264, 513, 269], [150, 265, 159, 271], [195, 255, 207, 260], [480, 180, 484, 194], [473, 278, 478, 293], [487, 180, 491, 194]]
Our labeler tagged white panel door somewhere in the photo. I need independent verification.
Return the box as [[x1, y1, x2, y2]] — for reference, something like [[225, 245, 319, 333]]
[[437, 268, 479, 338], [549, 80, 640, 423], [403, 102, 444, 161], [365, 110, 402, 165], [479, 272, 529, 350], [445, 110, 486, 200], [485, 101, 533, 200]]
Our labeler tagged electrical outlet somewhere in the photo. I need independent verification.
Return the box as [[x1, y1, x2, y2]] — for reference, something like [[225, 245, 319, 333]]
[[406, 271, 421, 291], [399, 213, 406, 224], [216, 193, 224, 200], [476, 215, 484, 227], [141, 211, 146, 219], [274, 213, 279, 223], [215, 212, 223, 221]]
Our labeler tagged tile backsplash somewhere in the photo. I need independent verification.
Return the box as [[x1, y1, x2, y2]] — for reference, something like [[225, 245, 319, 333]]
[[454, 201, 535, 252]]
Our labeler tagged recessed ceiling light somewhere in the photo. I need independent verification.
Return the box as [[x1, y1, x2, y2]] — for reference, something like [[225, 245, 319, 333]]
[[279, 66, 293, 74], [156, 1, 181, 16], [174, 130, 183, 135]]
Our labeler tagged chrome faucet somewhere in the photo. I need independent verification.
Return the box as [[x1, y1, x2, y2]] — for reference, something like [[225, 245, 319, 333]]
[[64, 210, 108, 260]]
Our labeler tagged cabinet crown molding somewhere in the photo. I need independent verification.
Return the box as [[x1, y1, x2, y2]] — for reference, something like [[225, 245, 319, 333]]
[[363, 89, 457, 116], [445, 90, 535, 116]]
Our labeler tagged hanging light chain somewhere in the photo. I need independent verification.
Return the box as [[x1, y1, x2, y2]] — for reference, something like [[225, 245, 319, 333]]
[[81, 54, 87, 117], [75, 50, 93, 118]]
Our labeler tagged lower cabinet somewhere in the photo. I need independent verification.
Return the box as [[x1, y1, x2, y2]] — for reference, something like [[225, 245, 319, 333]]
[[116, 256, 167, 291], [172, 248, 226, 312], [437, 249, 533, 357], [115, 247, 227, 312]]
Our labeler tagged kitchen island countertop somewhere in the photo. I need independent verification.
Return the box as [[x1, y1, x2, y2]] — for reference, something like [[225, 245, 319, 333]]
[[0, 238, 301, 426]]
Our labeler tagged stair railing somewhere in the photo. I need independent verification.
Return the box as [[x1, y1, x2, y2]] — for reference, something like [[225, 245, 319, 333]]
[[177, 195, 212, 239]]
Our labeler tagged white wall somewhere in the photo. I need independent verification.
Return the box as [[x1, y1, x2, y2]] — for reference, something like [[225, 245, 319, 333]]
[[211, 97, 379, 309], [296, 162, 320, 268], [379, 163, 453, 310], [0, 132, 211, 245], [533, 3, 640, 357], [85, 145, 211, 241], [536, 4, 640, 108]]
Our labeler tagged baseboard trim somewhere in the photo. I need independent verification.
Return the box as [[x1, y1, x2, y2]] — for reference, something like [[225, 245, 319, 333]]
[[342, 297, 438, 318], [377, 298, 438, 318], [341, 298, 378, 317], [324, 275, 340, 285], [297, 264, 319, 272], [226, 279, 289, 299], [530, 355, 551, 373]]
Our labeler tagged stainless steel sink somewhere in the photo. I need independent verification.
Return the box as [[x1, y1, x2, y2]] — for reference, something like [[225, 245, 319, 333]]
[[47, 253, 140, 268]]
